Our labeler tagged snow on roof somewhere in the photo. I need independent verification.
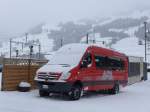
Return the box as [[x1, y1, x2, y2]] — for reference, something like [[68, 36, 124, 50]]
[[57, 43, 89, 53], [48, 43, 89, 66], [112, 37, 145, 58], [48, 43, 115, 66], [128, 56, 144, 62], [44, 52, 56, 60], [58, 43, 113, 54]]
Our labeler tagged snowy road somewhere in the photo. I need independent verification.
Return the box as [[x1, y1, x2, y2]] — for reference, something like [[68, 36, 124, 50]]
[[0, 73, 150, 112]]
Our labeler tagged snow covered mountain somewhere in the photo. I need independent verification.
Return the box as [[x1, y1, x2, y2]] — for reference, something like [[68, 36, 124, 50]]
[[0, 10, 150, 61]]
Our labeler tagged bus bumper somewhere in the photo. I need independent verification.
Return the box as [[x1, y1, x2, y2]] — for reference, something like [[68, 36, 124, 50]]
[[36, 81, 73, 93]]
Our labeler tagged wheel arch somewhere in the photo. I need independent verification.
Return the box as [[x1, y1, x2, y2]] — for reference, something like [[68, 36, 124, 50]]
[[73, 80, 83, 88]]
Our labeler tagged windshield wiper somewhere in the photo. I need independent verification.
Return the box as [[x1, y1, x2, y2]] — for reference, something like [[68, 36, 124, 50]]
[[47, 63, 71, 67], [59, 64, 71, 67]]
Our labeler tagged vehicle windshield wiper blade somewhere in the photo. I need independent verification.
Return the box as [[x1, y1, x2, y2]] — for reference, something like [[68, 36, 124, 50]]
[[47, 63, 70, 66], [59, 64, 70, 66]]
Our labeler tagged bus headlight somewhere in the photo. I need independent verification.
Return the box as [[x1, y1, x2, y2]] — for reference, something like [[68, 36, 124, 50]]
[[60, 72, 71, 80]]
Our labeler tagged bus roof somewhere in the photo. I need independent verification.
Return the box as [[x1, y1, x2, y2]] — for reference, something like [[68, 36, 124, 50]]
[[58, 43, 126, 58]]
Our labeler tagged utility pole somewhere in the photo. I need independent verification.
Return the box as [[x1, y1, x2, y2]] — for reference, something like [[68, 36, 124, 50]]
[[29, 45, 33, 59], [86, 33, 89, 44], [16, 50, 19, 57], [144, 22, 147, 62], [38, 44, 41, 59], [28, 45, 33, 83], [25, 33, 28, 43], [10, 38, 12, 59], [92, 25, 95, 44]]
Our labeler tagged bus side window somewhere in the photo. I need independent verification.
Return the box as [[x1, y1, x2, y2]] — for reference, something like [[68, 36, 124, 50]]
[[94, 55, 106, 68], [120, 60, 125, 70], [94, 55, 125, 71], [107, 57, 125, 71]]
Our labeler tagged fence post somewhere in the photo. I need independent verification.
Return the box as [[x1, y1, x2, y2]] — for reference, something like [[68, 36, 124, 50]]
[[27, 59, 31, 83]]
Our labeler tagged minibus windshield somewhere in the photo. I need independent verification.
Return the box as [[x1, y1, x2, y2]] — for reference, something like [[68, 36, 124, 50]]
[[48, 52, 84, 66], [47, 44, 89, 66]]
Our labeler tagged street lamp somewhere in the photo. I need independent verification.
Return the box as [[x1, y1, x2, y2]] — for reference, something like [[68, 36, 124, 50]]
[[144, 22, 147, 62]]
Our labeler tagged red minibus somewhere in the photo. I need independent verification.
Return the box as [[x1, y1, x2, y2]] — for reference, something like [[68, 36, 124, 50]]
[[34, 43, 128, 100]]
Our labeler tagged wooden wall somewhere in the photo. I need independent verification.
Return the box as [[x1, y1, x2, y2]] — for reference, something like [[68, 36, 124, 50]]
[[1, 64, 40, 91], [1, 58, 48, 91]]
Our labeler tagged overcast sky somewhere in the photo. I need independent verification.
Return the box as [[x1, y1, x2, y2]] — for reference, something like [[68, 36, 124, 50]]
[[0, 0, 149, 40]]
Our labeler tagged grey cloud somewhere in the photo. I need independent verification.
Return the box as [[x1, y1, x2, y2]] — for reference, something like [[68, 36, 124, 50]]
[[0, 0, 149, 40]]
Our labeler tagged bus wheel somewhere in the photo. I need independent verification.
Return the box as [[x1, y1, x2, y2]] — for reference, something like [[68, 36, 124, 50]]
[[111, 83, 120, 94], [68, 85, 82, 100], [39, 90, 49, 97]]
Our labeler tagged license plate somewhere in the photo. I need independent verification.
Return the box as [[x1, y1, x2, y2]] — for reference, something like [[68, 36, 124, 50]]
[[43, 85, 48, 89]]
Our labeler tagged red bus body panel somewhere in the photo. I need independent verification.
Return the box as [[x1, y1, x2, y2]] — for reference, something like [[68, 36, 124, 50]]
[[67, 46, 128, 91]]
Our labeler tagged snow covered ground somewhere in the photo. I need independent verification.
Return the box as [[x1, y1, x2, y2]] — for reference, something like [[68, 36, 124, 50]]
[[0, 72, 150, 112]]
